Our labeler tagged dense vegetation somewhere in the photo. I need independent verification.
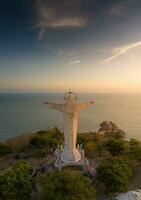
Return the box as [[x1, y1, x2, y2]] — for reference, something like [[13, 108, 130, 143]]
[[77, 127, 141, 197], [97, 157, 133, 195], [42, 170, 96, 200], [0, 161, 34, 200], [0, 123, 141, 199], [105, 138, 128, 156], [21, 127, 63, 158], [129, 138, 141, 163], [31, 127, 63, 149]]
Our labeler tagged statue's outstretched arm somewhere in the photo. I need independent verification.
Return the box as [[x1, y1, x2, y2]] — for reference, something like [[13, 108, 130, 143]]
[[76, 101, 94, 111], [44, 101, 65, 112]]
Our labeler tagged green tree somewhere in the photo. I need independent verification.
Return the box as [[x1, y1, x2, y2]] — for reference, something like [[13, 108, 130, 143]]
[[104, 130, 125, 139], [129, 138, 140, 148], [77, 132, 96, 144], [42, 170, 96, 200], [30, 135, 47, 148], [30, 127, 63, 150], [0, 161, 34, 200], [97, 157, 132, 195], [85, 141, 96, 158], [106, 138, 127, 156], [129, 138, 141, 163]]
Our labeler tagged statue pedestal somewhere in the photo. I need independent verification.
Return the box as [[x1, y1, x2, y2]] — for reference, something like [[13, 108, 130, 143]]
[[54, 149, 89, 173], [61, 148, 81, 163]]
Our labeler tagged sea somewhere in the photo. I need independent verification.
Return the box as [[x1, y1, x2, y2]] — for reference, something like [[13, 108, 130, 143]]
[[0, 93, 141, 141]]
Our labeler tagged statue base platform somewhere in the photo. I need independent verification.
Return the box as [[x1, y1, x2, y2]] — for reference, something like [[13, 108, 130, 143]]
[[54, 149, 89, 174]]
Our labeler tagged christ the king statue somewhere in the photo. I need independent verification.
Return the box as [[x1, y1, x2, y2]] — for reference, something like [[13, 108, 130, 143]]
[[45, 91, 94, 166]]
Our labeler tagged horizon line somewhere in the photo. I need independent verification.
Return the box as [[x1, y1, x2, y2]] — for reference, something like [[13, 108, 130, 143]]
[[1, 91, 141, 95]]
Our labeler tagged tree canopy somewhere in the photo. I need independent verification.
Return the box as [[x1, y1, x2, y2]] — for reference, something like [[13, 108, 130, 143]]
[[0, 161, 34, 200], [42, 170, 96, 200], [106, 138, 127, 156], [30, 127, 63, 150], [97, 157, 132, 195]]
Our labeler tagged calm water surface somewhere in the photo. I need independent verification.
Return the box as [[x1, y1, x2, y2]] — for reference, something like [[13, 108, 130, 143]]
[[0, 93, 141, 141]]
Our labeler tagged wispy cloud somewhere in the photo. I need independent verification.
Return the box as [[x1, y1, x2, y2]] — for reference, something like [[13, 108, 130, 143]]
[[70, 60, 80, 65], [34, 0, 90, 40], [107, 0, 137, 17], [43, 43, 84, 64], [103, 41, 141, 63], [108, 4, 126, 17]]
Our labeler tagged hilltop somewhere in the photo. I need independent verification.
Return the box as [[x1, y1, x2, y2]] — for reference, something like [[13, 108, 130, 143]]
[[0, 122, 141, 199]]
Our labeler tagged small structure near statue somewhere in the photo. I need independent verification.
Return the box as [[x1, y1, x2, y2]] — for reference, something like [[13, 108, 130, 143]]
[[45, 91, 94, 171]]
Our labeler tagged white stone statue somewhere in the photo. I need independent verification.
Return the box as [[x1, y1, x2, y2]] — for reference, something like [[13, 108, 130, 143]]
[[45, 91, 94, 164]]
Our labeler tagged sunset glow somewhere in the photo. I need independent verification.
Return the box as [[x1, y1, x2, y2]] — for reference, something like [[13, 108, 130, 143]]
[[1, 0, 141, 93]]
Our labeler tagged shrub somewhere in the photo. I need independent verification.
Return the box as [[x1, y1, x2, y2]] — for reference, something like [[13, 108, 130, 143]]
[[78, 132, 107, 157], [30, 127, 63, 151], [77, 132, 96, 145], [97, 157, 132, 195], [129, 139, 141, 163], [42, 170, 96, 200], [106, 138, 127, 156], [0, 161, 34, 200], [30, 136, 47, 148], [129, 138, 140, 148], [85, 142, 96, 158], [32, 148, 47, 158]]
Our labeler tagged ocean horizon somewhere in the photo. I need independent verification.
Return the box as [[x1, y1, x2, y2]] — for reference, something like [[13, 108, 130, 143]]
[[0, 92, 141, 141]]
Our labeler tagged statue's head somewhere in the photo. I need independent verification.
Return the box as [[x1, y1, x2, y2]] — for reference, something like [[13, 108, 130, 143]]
[[64, 91, 77, 104]]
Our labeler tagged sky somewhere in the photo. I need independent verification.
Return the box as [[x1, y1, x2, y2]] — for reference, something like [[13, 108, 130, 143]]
[[1, 0, 141, 93]]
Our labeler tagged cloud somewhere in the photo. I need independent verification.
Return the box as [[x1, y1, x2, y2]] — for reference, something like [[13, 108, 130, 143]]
[[34, 0, 90, 40], [108, 4, 126, 17], [70, 60, 80, 65], [107, 0, 137, 17], [43, 43, 83, 65], [103, 41, 141, 63]]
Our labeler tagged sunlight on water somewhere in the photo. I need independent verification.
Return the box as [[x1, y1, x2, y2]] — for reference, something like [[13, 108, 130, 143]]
[[0, 93, 141, 141]]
